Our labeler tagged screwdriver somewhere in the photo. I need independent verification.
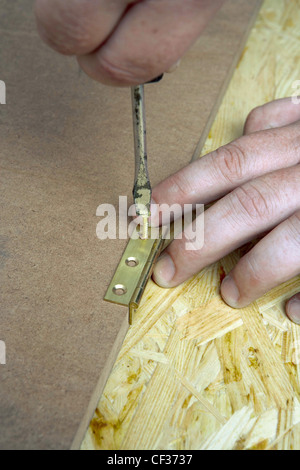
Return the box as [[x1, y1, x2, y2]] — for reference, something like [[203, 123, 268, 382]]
[[131, 75, 163, 240]]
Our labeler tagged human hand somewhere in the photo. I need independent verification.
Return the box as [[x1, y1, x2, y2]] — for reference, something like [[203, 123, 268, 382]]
[[151, 98, 300, 324], [35, 0, 224, 86]]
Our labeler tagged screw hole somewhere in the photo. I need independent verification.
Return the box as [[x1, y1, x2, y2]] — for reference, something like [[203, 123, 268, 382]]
[[125, 257, 139, 268], [113, 284, 127, 296]]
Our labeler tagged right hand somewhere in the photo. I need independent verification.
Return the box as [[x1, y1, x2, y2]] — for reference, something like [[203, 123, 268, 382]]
[[35, 0, 224, 86]]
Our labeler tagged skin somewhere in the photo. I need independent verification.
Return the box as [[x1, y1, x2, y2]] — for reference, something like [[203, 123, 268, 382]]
[[35, 0, 225, 86], [35, 0, 300, 324], [152, 98, 300, 324]]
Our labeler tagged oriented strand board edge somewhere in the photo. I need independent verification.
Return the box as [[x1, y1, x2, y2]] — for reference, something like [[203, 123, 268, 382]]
[[71, 315, 129, 450], [191, 0, 263, 162]]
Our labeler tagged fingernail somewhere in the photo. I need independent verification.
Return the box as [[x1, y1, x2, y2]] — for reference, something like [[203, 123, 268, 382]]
[[153, 254, 175, 288], [221, 275, 240, 307], [287, 297, 300, 325]]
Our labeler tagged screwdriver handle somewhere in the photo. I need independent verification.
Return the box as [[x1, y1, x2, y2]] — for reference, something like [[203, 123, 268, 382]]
[[146, 74, 164, 84]]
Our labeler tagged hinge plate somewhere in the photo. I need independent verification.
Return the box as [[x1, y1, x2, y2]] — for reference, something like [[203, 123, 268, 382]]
[[104, 227, 167, 324]]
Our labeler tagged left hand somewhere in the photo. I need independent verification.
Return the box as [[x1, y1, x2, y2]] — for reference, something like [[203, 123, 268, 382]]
[[151, 98, 300, 324]]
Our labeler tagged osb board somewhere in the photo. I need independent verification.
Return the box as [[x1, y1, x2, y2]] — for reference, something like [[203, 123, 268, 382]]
[[82, 0, 300, 451], [0, 0, 262, 450]]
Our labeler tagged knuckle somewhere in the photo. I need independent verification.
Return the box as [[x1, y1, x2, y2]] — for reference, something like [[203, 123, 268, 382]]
[[35, 0, 97, 55], [213, 142, 247, 184], [165, 172, 195, 201], [231, 182, 274, 222]]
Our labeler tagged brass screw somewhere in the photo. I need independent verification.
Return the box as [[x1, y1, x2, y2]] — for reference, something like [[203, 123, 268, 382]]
[[141, 216, 149, 240]]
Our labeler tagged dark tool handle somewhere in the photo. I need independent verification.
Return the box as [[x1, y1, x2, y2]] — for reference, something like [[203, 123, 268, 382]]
[[146, 74, 164, 84]]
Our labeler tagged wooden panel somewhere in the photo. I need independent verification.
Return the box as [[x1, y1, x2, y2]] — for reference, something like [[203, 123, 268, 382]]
[[0, 0, 262, 450], [81, 0, 300, 451]]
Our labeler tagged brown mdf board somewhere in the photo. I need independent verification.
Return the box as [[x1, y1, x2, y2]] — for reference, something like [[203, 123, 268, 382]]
[[82, 0, 300, 451], [0, 0, 262, 450]]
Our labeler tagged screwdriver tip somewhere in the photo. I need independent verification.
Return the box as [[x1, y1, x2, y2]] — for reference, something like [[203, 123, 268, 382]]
[[140, 216, 149, 240]]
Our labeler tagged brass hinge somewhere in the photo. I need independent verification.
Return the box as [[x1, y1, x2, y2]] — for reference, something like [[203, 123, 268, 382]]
[[104, 227, 167, 324]]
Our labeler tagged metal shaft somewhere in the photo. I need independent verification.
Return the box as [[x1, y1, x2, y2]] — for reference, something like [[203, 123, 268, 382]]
[[131, 85, 151, 239]]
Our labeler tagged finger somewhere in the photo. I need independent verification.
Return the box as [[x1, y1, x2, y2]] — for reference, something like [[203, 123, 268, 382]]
[[78, 0, 225, 86], [35, 0, 134, 55], [220, 211, 300, 318], [153, 165, 300, 288], [151, 123, 300, 225], [286, 293, 300, 325], [244, 97, 300, 135]]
